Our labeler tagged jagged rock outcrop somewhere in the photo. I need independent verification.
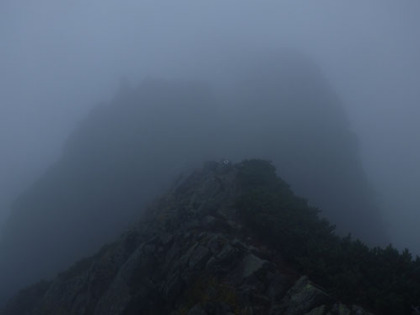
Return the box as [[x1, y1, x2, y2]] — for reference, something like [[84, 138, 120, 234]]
[[1, 161, 373, 315]]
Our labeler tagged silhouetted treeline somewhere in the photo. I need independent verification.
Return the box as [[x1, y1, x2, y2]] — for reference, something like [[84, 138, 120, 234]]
[[236, 159, 420, 314]]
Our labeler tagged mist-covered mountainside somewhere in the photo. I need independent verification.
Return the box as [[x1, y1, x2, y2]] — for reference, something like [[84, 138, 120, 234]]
[[222, 52, 383, 240], [2, 160, 419, 315], [0, 52, 387, 304]]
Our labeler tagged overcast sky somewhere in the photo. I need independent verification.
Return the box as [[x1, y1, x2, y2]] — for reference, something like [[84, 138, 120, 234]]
[[1, 1, 420, 252]]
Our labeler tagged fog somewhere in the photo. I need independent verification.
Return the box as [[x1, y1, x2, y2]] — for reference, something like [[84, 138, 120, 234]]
[[1, 0, 420, 267]]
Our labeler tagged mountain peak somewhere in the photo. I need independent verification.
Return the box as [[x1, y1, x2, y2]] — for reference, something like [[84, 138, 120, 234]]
[[2, 160, 399, 314]]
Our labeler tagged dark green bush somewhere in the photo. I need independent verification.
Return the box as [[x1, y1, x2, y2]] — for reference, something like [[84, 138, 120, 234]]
[[235, 159, 420, 314]]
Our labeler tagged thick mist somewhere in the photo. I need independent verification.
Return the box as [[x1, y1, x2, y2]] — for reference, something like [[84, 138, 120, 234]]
[[0, 56, 383, 304], [1, 0, 420, 303]]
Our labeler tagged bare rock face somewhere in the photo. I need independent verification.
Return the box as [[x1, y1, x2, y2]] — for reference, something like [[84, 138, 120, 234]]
[[1, 161, 373, 315]]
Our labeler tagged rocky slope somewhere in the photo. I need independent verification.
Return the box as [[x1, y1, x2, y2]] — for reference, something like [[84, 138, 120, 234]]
[[1, 160, 375, 315], [0, 52, 388, 305]]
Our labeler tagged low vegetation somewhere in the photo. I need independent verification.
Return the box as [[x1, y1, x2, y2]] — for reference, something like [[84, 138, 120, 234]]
[[235, 159, 420, 314]]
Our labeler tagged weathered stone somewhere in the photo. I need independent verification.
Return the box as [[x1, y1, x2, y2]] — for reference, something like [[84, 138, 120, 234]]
[[306, 305, 327, 315], [207, 235, 224, 255], [241, 254, 267, 278], [187, 304, 207, 315], [351, 304, 373, 315], [188, 245, 211, 269], [266, 272, 292, 301], [280, 276, 333, 315], [162, 271, 184, 301]]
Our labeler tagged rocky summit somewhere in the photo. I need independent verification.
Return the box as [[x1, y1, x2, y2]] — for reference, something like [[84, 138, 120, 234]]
[[2, 159, 382, 315], [0, 57, 389, 307]]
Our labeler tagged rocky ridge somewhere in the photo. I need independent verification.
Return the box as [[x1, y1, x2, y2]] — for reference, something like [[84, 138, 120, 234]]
[[1, 161, 372, 315], [0, 57, 388, 306]]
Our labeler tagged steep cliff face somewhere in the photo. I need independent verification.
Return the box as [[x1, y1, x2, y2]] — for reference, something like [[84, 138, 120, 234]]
[[1, 160, 374, 315]]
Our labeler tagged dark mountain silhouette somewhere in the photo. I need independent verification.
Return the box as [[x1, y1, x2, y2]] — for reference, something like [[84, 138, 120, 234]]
[[2, 160, 418, 315], [0, 52, 387, 305], [225, 51, 385, 242]]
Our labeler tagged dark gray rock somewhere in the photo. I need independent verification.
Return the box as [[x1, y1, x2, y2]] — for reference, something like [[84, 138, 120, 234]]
[[187, 304, 207, 315], [279, 276, 333, 315], [1, 162, 372, 315]]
